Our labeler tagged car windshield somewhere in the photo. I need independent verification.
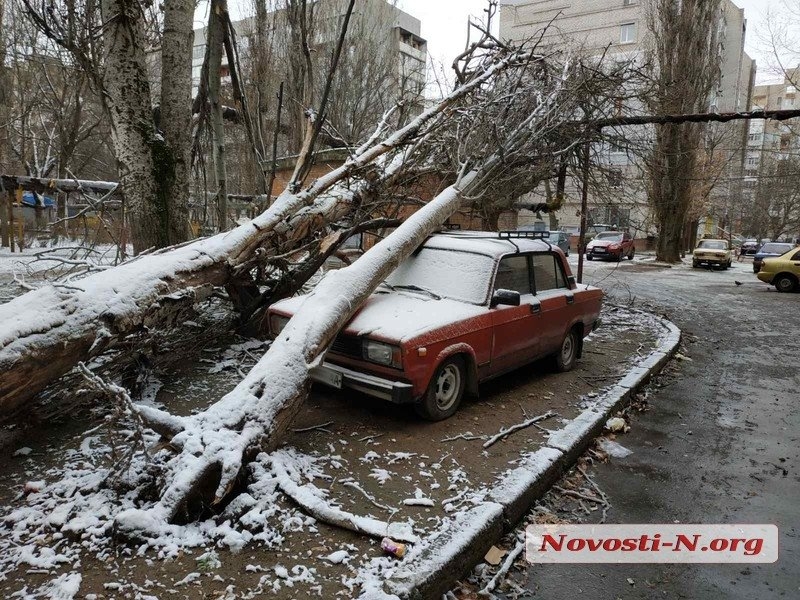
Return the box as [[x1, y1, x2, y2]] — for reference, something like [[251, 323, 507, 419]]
[[698, 240, 726, 250], [760, 243, 792, 254], [385, 248, 495, 305], [595, 232, 622, 241]]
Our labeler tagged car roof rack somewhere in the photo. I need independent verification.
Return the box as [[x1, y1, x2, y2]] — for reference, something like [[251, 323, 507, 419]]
[[498, 230, 551, 239]]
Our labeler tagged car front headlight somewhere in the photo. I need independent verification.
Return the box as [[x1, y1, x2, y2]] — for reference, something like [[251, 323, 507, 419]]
[[363, 339, 402, 368], [269, 314, 290, 337]]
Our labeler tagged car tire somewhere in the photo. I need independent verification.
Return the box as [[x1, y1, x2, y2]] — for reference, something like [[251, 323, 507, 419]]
[[554, 328, 579, 372], [415, 356, 466, 421], [587, 255, 593, 261], [692, 261, 699, 268], [628, 248, 635, 260], [774, 274, 798, 293], [727, 260, 732, 268]]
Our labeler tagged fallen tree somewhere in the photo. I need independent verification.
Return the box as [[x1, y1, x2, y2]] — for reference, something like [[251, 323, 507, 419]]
[[0, 40, 528, 417], [113, 42, 584, 532]]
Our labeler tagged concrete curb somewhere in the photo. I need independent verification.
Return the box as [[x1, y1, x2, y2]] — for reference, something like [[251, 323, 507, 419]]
[[377, 310, 682, 600]]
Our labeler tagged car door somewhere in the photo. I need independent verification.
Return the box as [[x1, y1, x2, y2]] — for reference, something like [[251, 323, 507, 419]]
[[489, 254, 543, 374], [531, 252, 574, 356]]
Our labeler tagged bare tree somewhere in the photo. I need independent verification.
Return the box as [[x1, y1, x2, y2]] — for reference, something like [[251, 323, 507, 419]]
[[644, 0, 723, 262], [22, 0, 194, 252]]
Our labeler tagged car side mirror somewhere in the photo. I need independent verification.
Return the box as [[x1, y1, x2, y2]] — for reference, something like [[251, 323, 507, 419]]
[[567, 275, 576, 288], [491, 289, 521, 307]]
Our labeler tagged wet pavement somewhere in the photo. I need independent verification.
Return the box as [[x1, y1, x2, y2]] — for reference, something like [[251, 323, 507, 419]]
[[516, 255, 800, 599]]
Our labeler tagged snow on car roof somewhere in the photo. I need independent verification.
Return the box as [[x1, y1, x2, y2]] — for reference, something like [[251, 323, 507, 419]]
[[422, 231, 554, 258]]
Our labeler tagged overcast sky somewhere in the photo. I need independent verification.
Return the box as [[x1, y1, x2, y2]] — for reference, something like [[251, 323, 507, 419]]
[[213, 0, 795, 85], [397, 0, 790, 84]]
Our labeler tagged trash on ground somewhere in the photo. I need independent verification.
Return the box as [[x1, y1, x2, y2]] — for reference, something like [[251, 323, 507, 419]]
[[605, 417, 629, 433], [381, 537, 406, 558], [598, 438, 633, 458], [484, 545, 506, 566]]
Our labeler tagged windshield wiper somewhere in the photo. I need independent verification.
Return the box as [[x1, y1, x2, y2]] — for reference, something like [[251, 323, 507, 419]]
[[378, 281, 395, 291], [392, 284, 442, 300]]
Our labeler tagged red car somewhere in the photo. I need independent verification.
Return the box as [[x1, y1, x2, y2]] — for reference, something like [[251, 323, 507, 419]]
[[268, 232, 603, 420], [586, 231, 635, 261]]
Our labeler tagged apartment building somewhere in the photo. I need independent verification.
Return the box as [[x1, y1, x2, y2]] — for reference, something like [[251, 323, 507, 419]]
[[191, 0, 427, 114], [740, 71, 800, 239], [499, 0, 754, 239]]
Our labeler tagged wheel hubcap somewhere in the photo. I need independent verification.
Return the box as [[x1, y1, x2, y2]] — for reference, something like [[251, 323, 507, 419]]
[[435, 365, 461, 411], [778, 278, 792, 291], [562, 334, 575, 364]]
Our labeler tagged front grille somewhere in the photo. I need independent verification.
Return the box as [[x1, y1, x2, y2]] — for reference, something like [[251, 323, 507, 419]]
[[330, 333, 362, 358]]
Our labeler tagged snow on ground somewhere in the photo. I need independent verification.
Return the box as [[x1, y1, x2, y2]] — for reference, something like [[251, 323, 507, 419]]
[[0, 301, 666, 598]]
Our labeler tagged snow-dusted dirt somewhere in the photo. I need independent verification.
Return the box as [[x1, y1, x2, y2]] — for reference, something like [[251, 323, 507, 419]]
[[0, 299, 666, 599]]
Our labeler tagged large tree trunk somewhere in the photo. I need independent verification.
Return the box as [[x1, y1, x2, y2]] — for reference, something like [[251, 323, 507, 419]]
[[158, 0, 194, 243], [0, 0, 8, 249], [208, 0, 229, 231], [650, 122, 699, 262], [100, 0, 166, 253]]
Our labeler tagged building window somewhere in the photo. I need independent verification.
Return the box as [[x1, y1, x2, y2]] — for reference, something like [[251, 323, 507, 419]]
[[620, 23, 637, 44], [623, 0, 635, 5]]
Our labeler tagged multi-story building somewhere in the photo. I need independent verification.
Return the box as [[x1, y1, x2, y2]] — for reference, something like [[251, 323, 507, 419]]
[[191, 0, 427, 116], [499, 0, 755, 241], [742, 70, 800, 240]]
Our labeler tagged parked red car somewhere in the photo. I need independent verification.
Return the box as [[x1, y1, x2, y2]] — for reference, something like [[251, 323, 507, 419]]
[[585, 231, 635, 261], [268, 231, 603, 421]]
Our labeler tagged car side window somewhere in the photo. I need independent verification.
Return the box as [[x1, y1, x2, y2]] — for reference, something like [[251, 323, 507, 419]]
[[792, 251, 800, 261], [494, 255, 531, 295], [532, 253, 567, 292]]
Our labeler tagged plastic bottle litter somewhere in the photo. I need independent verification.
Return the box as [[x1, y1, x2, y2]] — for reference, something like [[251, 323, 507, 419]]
[[381, 537, 407, 558]]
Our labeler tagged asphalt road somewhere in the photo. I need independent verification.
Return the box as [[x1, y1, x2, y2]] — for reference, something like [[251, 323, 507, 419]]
[[518, 255, 800, 600]]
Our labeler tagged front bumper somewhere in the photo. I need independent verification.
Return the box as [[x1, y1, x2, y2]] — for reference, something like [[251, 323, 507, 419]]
[[587, 248, 620, 259], [309, 362, 415, 404]]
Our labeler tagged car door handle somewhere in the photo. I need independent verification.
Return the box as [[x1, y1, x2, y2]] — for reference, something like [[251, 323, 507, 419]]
[[566, 295, 575, 305], [530, 303, 541, 314]]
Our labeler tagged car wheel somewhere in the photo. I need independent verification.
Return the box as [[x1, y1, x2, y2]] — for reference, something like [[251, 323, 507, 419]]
[[415, 356, 466, 421], [774, 274, 798, 293], [554, 328, 579, 372], [586, 255, 593, 261], [727, 260, 732, 268], [628, 248, 635, 260], [692, 261, 699, 268]]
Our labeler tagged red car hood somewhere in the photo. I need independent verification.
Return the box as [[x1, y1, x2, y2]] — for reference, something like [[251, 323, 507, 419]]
[[587, 239, 618, 248], [271, 291, 486, 343]]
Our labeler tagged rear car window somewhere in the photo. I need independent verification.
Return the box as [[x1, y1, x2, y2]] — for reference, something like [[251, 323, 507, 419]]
[[533, 254, 567, 292], [494, 255, 531, 295], [698, 240, 727, 250]]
